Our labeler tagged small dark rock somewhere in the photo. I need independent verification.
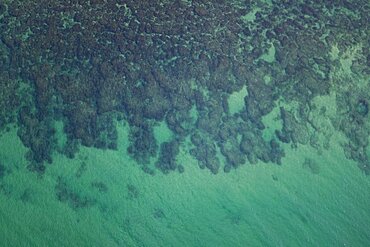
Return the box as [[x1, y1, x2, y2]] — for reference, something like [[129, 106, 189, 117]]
[[224, 165, 232, 173], [91, 181, 108, 193], [127, 184, 139, 199], [356, 99, 368, 117], [302, 158, 320, 174], [178, 164, 185, 173], [153, 208, 166, 219]]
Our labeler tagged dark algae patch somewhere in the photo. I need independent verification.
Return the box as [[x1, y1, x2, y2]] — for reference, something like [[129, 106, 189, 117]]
[[302, 158, 320, 175], [91, 181, 108, 193], [55, 176, 97, 210]]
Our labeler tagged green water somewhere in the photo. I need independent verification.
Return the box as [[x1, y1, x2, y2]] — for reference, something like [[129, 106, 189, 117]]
[[1, 113, 370, 246]]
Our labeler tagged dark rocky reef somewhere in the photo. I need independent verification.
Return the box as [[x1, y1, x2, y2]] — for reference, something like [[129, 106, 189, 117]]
[[0, 0, 368, 175], [337, 89, 370, 174], [155, 140, 180, 174], [127, 124, 158, 165]]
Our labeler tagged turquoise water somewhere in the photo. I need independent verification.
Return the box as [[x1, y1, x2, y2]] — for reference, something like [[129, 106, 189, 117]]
[[1, 1, 369, 246], [1, 110, 370, 246]]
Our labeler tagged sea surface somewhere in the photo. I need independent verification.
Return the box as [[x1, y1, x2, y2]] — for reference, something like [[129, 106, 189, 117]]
[[0, 0, 369, 246], [1, 97, 370, 246]]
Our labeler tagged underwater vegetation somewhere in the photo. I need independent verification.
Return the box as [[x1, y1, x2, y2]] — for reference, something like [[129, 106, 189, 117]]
[[0, 0, 369, 175]]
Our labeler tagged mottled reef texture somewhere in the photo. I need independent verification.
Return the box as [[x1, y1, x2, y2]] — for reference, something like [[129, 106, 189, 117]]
[[0, 0, 369, 174]]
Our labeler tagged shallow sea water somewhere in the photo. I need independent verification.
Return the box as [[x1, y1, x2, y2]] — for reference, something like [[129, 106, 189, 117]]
[[1, 106, 370, 246]]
